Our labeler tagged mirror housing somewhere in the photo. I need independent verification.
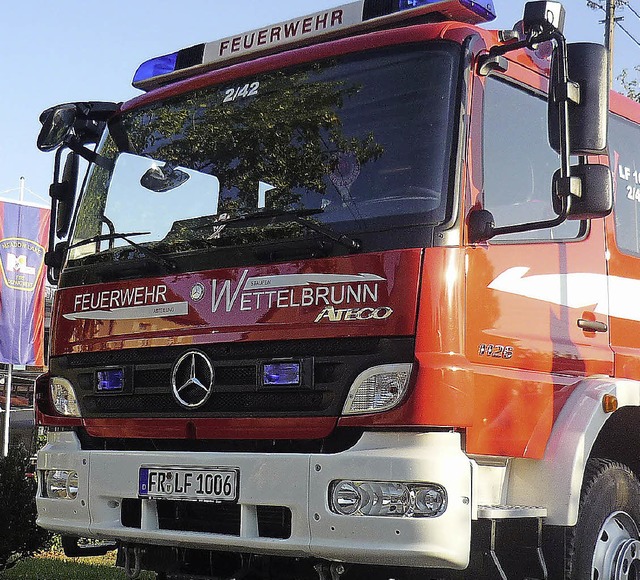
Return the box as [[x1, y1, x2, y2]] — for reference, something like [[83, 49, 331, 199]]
[[37, 104, 77, 152], [553, 164, 613, 220], [38, 101, 119, 151], [523, 2, 565, 39], [44, 241, 68, 285], [549, 42, 608, 155], [52, 152, 79, 238]]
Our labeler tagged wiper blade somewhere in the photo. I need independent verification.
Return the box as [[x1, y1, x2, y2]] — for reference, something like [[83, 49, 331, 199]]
[[197, 209, 361, 252], [68, 231, 150, 249], [212, 208, 323, 225], [68, 231, 176, 272]]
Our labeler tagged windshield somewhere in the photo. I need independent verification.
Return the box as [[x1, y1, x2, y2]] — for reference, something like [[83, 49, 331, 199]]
[[69, 43, 460, 267]]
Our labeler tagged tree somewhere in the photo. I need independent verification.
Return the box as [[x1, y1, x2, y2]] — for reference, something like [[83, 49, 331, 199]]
[[0, 445, 51, 570], [619, 66, 640, 101]]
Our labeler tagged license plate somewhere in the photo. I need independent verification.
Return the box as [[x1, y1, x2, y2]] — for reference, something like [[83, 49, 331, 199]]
[[139, 466, 238, 502]]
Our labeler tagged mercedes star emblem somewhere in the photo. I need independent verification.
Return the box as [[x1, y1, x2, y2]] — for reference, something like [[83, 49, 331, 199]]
[[171, 350, 214, 409]]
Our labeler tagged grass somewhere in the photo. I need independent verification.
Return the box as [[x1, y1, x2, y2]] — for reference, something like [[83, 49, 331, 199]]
[[0, 548, 156, 579]]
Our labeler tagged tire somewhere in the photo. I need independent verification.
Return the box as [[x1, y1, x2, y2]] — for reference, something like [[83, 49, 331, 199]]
[[568, 458, 640, 579]]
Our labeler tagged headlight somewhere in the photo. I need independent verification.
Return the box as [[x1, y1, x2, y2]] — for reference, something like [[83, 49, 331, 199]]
[[342, 363, 412, 415], [43, 470, 79, 500], [50, 377, 81, 417], [330, 480, 447, 518]]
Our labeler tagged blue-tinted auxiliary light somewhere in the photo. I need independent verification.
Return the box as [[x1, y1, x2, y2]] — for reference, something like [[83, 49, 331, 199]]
[[262, 362, 301, 387], [97, 368, 125, 392]]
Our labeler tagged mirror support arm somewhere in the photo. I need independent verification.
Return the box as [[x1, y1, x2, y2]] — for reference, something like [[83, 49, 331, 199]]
[[64, 137, 114, 171], [551, 31, 576, 194], [44, 148, 64, 284], [471, 29, 582, 243]]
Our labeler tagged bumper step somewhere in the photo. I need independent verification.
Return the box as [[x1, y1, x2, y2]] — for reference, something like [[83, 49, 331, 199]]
[[472, 507, 548, 580], [478, 505, 547, 519]]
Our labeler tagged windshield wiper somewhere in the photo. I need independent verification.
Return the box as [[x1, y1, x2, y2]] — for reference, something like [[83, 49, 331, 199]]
[[68, 231, 177, 271], [197, 209, 361, 252]]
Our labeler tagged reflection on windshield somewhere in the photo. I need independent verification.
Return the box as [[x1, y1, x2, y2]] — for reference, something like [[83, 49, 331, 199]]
[[105, 154, 220, 244], [70, 43, 459, 263]]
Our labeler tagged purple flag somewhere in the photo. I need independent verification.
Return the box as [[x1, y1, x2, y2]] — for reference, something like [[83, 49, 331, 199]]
[[0, 201, 49, 365]]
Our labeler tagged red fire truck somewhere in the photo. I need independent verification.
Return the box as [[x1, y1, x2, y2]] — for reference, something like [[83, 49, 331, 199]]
[[35, 0, 633, 578]]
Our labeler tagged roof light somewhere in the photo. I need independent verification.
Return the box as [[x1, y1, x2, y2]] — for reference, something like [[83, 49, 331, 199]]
[[133, 0, 496, 90], [133, 52, 179, 86]]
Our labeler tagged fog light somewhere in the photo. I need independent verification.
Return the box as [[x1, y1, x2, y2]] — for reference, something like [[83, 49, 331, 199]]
[[50, 377, 81, 417], [332, 481, 361, 515], [412, 485, 447, 517], [342, 364, 413, 415], [44, 470, 79, 500], [329, 480, 447, 518]]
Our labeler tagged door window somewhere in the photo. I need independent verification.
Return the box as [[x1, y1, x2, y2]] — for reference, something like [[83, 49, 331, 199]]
[[482, 77, 581, 241]]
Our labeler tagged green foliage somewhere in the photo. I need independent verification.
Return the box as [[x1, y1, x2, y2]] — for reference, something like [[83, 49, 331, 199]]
[[1, 555, 156, 579], [0, 446, 51, 571], [619, 67, 640, 102]]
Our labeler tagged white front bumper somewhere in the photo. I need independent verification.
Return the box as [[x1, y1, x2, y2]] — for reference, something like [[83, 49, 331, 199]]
[[37, 430, 472, 570]]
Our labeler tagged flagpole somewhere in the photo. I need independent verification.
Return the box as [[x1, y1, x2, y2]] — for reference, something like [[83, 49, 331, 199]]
[[2, 364, 12, 456], [1, 176, 25, 457]]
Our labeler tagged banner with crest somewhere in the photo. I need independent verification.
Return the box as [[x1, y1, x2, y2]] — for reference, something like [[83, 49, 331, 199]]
[[0, 201, 49, 365]]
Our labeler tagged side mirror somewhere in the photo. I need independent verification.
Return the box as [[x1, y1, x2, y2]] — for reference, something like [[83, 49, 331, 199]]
[[523, 2, 565, 39], [44, 241, 68, 285], [37, 104, 77, 152], [549, 43, 608, 155], [553, 164, 613, 220], [54, 152, 79, 238]]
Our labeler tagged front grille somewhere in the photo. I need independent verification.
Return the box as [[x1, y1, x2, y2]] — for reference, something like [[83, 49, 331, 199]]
[[83, 391, 329, 414], [51, 337, 414, 419], [121, 498, 291, 539]]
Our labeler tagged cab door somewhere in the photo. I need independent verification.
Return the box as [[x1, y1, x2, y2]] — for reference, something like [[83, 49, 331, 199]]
[[606, 102, 640, 380], [464, 67, 613, 458]]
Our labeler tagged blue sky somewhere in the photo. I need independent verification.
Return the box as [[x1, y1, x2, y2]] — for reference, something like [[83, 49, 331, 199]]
[[0, 1, 636, 207]]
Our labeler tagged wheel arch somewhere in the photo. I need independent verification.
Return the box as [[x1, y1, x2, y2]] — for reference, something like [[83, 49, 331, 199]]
[[506, 376, 640, 526]]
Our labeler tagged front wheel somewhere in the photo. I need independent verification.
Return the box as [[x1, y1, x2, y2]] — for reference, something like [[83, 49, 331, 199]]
[[568, 458, 640, 579]]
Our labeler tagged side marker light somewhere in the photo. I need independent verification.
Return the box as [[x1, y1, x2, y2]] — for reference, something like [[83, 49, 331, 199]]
[[602, 394, 618, 414]]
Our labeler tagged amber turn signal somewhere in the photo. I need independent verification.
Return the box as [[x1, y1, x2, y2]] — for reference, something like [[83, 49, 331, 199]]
[[602, 394, 619, 414]]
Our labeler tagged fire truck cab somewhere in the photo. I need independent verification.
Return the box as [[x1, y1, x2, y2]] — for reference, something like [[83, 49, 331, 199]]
[[35, 1, 637, 578]]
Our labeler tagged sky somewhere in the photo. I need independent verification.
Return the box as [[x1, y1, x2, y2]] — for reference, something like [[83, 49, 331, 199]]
[[1, 0, 637, 207]]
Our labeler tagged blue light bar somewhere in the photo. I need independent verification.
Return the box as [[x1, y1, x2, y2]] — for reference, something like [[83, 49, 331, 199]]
[[133, 0, 496, 91], [398, 0, 495, 17], [460, 0, 496, 22], [133, 53, 178, 87], [97, 368, 124, 392]]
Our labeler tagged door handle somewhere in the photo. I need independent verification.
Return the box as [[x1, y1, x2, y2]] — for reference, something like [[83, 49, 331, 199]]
[[577, 319, 608, 333]]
